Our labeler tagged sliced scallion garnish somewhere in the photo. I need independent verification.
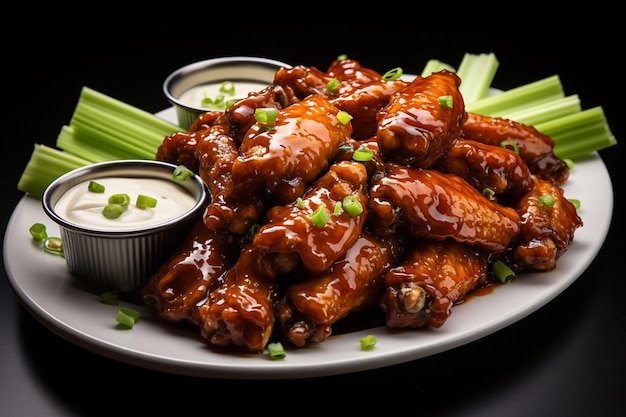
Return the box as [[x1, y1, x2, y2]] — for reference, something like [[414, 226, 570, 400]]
[[116, 307, 140, 329], [310, 206, 330, 228], [88, 180, 105, 193], [136, 194, 157, 208], [492, 260, 515, 283], [267, 342, 286, 360], [173, 164, 194, 181], [359, 334, 377, 350], [29, 222, 48, 241]]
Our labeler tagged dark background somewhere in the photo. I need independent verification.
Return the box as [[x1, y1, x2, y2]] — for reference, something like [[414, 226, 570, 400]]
[[2, 12, 624, 416]]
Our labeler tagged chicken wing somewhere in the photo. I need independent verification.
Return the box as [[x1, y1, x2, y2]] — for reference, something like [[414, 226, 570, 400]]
[[380, 238, 488, 329], [229, 94, 353, 206], [197, 243, 279, 353], [141, 220, 238, 326], [276, 232, 403, 347], [461, 112, 570, 184], [376, 69, 466, 168], [368, 162, 520, 252], [434, 138, 533, 205], [509, 175, 583, 271], [252, 160, 369, 277]]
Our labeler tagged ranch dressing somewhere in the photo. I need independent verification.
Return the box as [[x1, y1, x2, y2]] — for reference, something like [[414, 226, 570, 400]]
[[178, 80, 269, 109], [54, 177, 197, 231]]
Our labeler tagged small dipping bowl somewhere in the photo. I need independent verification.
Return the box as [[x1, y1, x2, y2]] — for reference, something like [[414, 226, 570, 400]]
[[42, 160, 208, 293], [163, 56, 291, 130]]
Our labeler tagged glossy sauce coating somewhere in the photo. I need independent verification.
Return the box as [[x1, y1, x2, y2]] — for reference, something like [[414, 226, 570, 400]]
[[376, 70, 466, 168], [230, 94, 352, 205], [369, 163, 520, 252], [276, 232, 403, 346], [461, 112, 570, 184], [252, 161, 369, 276], [142, 220, 238, 325], [381, 238, 488, 328]]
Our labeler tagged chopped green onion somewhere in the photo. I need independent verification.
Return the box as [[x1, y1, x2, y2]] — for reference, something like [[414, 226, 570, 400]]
[[333, 202, 342, 215], [336, 110, 353, 125], [108, 193, 130, 206], [296, 197, 305, 208], [100, 290, 119, 305], [492, 260, 515, 283], [172, 164, 194, 181], [326, 78, 341, 94], [255, 107, 277, 124], [88, 180, 105, 193], [310, 206, 330, 228], [342, 195, 363, 217], [219, 81, 236, 95], [338, 144, 354, 152], [267, 342, 286, 360], [568, 198, 581, 210], [538, 194, 556, 208], [29, 223, 48, 241], [500, 140, 519, 154], [382, 67, 403, 81], [352, 147, 374, 162], [482, 188, 496, 201], [336, 54, 348, 61], [438, 95, 453, 108], [43, 237, 64, 257], [359, 334, 377, 350], [136, 194, 157, 208], [116, 307, 140, 329], [102, 204, 124, 219]]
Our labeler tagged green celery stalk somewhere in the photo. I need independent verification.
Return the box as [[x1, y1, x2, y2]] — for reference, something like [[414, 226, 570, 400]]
[[456, 52, 500, 104], [465, 75, 564, 116], [17, 144, 90, 199], [501, 95, 582, 126], [536, 107, 617, 159]]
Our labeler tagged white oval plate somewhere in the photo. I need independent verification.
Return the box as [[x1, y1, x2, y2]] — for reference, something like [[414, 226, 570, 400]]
[[4, 106, 613, 379]]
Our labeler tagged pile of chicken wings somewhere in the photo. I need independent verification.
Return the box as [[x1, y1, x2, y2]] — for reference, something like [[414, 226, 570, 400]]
[[142, 57, 583, 353]]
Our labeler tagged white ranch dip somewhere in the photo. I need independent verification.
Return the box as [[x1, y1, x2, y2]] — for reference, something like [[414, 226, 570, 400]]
[[178, 80, 269, 109], [54, 177, 197, 231]]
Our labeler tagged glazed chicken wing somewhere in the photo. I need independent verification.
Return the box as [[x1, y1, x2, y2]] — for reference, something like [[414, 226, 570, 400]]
[[376, 69, 466, 168], [276, 232, 403, 347], [196, 123, 264, 235], [461, 112, 570, 184], [509, 175, 583, 271], [252, 161, 369, 277], [330, 79, 409, 140], [380, 238, 488, 329], [369, 163, 520, 252], [197, 243, 279, 353], [229, 94, 352, 206], [434, 138, 533, 205], [142, 220, 238, 326]]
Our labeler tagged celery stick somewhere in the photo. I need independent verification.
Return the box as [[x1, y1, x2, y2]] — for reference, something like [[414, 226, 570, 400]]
[[76, 87, 181, 134], [421, 59, 456, 77], [536, 107, 617, 159], [17, 144, 90, 199], [501, 95, 581, 126], [456, 52, 499, 104], [466, 75, 564, 116]]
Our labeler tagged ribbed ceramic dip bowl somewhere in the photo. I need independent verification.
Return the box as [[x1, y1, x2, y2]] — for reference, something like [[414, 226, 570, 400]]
[[163, 56, 290, 130], [42, 160, 208, 293]]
